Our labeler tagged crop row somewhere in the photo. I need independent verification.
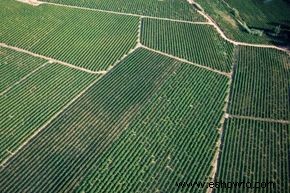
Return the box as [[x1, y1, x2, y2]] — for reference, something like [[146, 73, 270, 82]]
[[141, 18, 235, 72], [76, 52, 229, 193], [0, 64, 96, 162], [228, 46, 289, 120], [1, 1, 139, 71], [0, 47, 45, 92], [0, 48, 228, 193], [217, 118, 290, 193], [46, 0, 204, 21]]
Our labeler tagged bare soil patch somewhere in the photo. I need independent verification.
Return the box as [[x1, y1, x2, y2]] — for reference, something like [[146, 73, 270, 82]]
[[16, 0, 43, 6]]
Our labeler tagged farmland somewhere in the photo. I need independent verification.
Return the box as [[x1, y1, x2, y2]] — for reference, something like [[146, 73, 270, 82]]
[[228, 46, 289, 120], [0, 47, 45, 92], [0, 48, 228, 192], [0, 59, 97, 162], [0, 1, 139, 71], [216, 118, 290, 193], [45, 0, 205, 21], [141, 19, 234, 72], [0, 0, 289, 193]]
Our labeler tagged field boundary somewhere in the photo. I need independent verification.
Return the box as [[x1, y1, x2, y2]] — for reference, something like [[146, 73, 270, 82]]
[[206, 45, 238, 193], [141, 45, 231, 77], [0, 46, 139, 168], [0, 61, 51, 96], [0, 43, 104, 74], [39, 1, 210, 25], [31, 0, 290, 53], [227, 114, 290, 124], [187, 1, 290, 53]]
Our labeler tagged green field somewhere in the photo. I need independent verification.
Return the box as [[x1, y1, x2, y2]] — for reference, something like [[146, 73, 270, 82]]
[[0, 47, 46, 92], [217, 118, 290, 193], [0, 0, 289, 192], [0, 0, 138, 71], [46, 0, 205, 21], [0, 62, 96, 162], [0, 48, 228, 192], [141, 19, 234, 72], [228, 46, 289, 120]]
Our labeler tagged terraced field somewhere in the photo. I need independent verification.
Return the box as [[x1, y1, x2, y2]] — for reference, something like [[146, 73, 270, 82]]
[[0, 0, 289, 193]]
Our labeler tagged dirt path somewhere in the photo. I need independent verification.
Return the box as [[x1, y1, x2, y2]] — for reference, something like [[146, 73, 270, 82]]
[[189, 1, 290, 53], [0, 43, 99, 74], [141, 45, 231, 77], [205, 45, 238, 193], [228, 114, 290, 124], [0, 76, 101, 167], [39, 1, 210, 25], [206, 74, 232, 193], [0, 61, 50, 96], [0, 46, 139, 168], [37, 0, 290, 53]]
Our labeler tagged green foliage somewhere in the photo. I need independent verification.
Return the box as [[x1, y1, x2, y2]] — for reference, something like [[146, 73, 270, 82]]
[[227, 0, 290, 31], [0, 64, 96, 162], [0, 47, 46, 92], [195, 0, 272, 44], [141, 19, 234, 72], [217, 118, 290, 193], [46, 0, 205, 21], [0, 2, 139, 71], [274, 25, 281, 36], [0, 49, 228, 193], [229, 46, 289, 120]]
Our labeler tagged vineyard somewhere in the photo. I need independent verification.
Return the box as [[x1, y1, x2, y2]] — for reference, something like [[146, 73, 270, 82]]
[[0, 47, 45, 92], [45, 0, 205, 21], [0, 0, 289, 193], [141, 19, 234, 72], [0, 61, 96, 162], [0, 48, 228, 192], [217, 118, 290, 193], [228, 46, 289, 120], [0, 2, 138, 71]]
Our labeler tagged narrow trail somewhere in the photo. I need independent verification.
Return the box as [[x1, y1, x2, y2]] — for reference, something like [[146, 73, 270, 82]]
[[35, 0, 290, 53], [0, 43, 101, 74], [205, 45, 238, 193], [0, 47, 137, 168], [40, 1, 210, 25], [188, 0, 290, 53], [141, 45, 231, 78], [228, 114, 290, 124], [0, 61, 50, 96]]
